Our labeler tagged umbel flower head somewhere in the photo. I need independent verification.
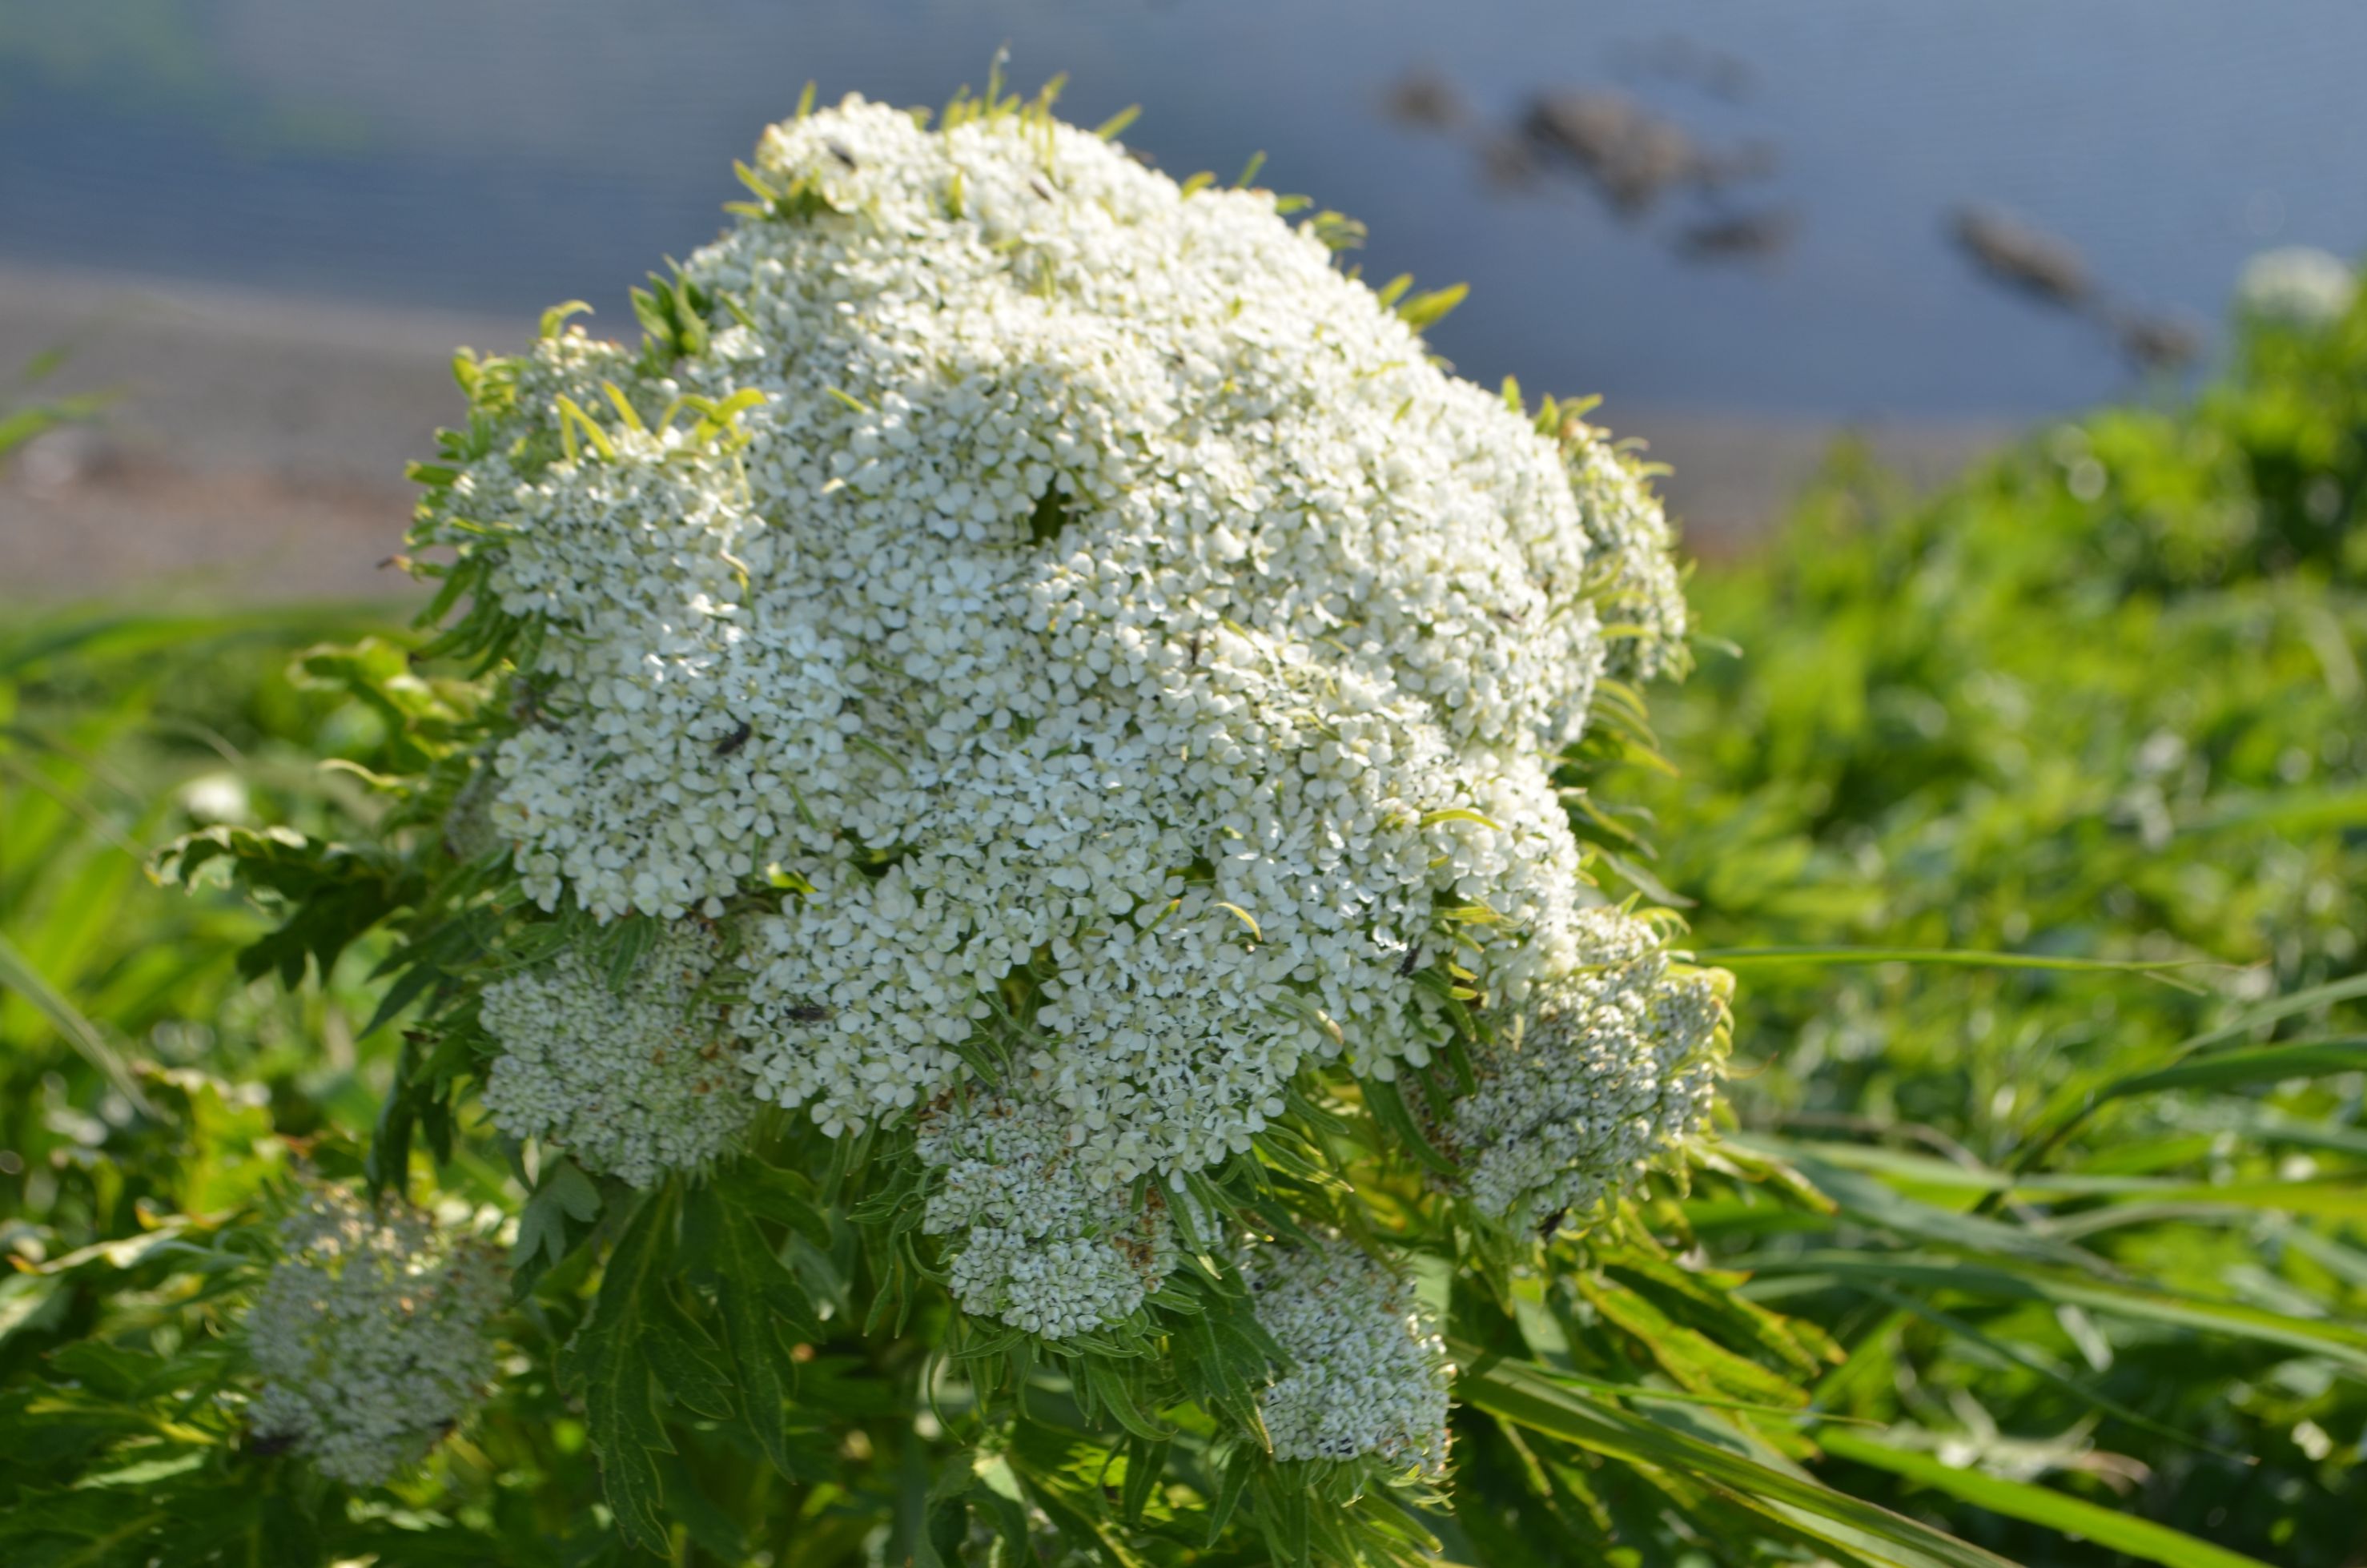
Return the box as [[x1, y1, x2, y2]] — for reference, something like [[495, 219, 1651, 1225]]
[[480, 923, 754, 1187], [915, 1089, 1179, 1337], [245, 1183, 502, 1486], [412, 83, 1723, 1342], [1246, 1235, 1453, 1474], [1446, 907, 1729, 1233]]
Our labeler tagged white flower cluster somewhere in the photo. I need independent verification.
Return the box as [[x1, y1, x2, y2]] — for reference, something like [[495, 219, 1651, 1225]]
[[2236, 247, 2356, 333], [419, 91, 1715, 1308], [1445, 908, 1727, 1232], [1246, 1236, 1452, 1472], [480, 926, 754, 1188], [246, 1184, 501, 1486], [914, 1090, 1177, 1337]]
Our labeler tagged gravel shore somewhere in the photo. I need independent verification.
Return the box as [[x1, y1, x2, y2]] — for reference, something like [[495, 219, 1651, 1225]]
[[0, 266, 2007, 602]]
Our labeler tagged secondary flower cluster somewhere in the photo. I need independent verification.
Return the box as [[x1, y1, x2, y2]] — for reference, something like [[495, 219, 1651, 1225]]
[[1246, 1235, 1453, 1473], [480, 926, 754, 1188], [409, 91, 1722, 1345], [245, 1184, 502, 1486], [1446, 907, 1729, 1232], [915, 1090, 1179, 1337]]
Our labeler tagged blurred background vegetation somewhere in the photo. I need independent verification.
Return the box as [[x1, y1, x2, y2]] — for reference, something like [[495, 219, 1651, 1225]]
[[4, 6, 2366, 1565], [6, 247, 2363, 1567]]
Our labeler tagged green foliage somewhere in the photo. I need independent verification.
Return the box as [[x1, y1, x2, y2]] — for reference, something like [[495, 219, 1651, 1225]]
[[6, 283, 2365, 1567], [0, 603, 1986, 1565], [1623, 281, 2367, 1563]]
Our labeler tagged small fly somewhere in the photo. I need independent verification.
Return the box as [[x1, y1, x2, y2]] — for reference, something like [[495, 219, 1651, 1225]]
[[713, 720, 754, 756]]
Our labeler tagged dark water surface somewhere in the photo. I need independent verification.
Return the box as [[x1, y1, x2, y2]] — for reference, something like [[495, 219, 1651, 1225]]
[[3, 1, 2363, 416]]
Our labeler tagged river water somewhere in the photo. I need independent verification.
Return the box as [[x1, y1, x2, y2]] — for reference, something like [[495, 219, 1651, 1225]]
[[2, 1, 2362, 417]]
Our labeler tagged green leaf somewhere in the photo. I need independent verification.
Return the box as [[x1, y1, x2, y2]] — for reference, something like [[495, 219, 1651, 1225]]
[[1740, 1252, 2367, 1371], [0, 931, 153, 1116], [656, 1445, 749, 1561], [1783, 1155, 2111, 1274], [603, 914, 659, 993], [2007, 974, 2367, 1176], [1454, 1347, 2017, 1568], [563, 1186, 679, 1553], [540, 300, 593, 339], [1118, 1434, 1167, 1524], [1203, 1445, 1256, 1547], [1851, 1282, 2242, 1461], [1818, 1429, 2273, 1568], [686, 1186, 814, 1477], [646, 1289, 737, 1421], [2094, 1035, 2367, 1099], [1360, 1073, 1458, 1177], [1699, 947, 2208, 990], [1396, 283, 1469, 331], [1081, 1358, 1168, 1441], [738, 1158, 835, 1247]]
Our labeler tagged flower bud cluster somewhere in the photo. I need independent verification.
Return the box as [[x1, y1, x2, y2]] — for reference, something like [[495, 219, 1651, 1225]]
[[245, 1184, 502, 1486], [1246, 1235, 1452, 1473], [914, 1090, 1177, 1337], [1447, 907, 1728, 1232], [480, 926, 754, 1188]]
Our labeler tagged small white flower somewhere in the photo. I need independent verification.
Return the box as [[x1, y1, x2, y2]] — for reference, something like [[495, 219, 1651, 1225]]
[[245, 1183, 502, 1486]]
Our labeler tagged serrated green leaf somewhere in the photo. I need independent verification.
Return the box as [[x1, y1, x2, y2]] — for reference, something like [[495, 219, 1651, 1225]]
[[688, 1187, 812, 1476], [646, 1289, 736, 1421], [566, 1186, 678, 1553]]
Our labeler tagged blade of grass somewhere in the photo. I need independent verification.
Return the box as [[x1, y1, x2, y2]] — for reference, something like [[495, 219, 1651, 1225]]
[[2005, 1032, 2367, 1194], [1696, 947, 2212, 993], [2096, 1037, 2367, 1098], [1851, 1283, 2244, 1462], [0, 931, 154, 1116], [1453, 1343, 2020, 1568], [1733, 1253, 2367, 1371], [1816, 1429, 2273, 1568], [1741, 1135, 2367, 1216], [1993, 973, 2367, 1197], [1533, 1365, 1884, 1426]]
